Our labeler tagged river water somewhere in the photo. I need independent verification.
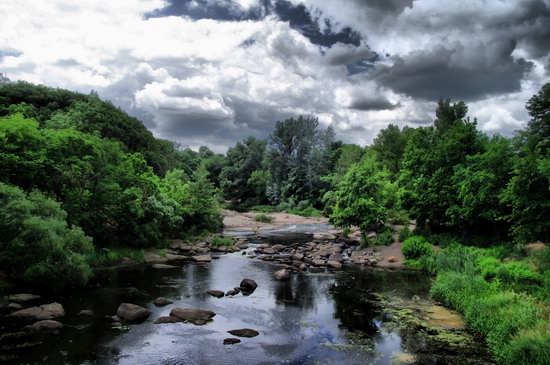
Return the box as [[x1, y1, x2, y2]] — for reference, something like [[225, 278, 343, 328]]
[[1, 230, 490, 365]]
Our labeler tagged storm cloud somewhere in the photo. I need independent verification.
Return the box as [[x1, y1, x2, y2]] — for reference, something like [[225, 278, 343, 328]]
[[1, 0, 548, 151]]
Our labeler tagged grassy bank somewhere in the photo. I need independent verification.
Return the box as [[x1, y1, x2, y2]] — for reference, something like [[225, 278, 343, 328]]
[[403, 237, 550, 365]]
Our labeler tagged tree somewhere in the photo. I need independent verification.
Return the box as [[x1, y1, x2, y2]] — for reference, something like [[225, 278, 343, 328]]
[[0, 183, 93, 290], [372, 124, 410, 179], [0, 73, 9, 84], [330, 158, 393, 240], [434, 98, 468, 133]]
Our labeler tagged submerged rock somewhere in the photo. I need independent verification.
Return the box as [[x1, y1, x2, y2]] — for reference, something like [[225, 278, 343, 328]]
[[223, 337, 241, 345], [227, 328, 259, 338], [152, 264, 178, 269], [10, 303, 65, 320], [23, 320, 63, 332], [273, 268, 291, 281], [225, 287, 241, 296], [6, 294, 41, 303], [116, 303, 150, 322], [169, 307, 216, 325], [154, 316, 181, 324], [206, 290, 225, 298], [77, 309, 93, 316], [154, 297, 173, 307]]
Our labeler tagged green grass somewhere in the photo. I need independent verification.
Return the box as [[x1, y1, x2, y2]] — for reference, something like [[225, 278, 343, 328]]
[[210, 235, 234, 248], [254, 213, 273, 223], [87, 247, 145, 267], [251, 205, 275, 213], [402, 235, 432, 259], [414, 242, 550, 365]]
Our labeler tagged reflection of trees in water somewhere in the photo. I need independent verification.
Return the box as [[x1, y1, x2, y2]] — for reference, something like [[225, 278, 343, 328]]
[[273, 273, 329, 310], [330, 270, 381, 337]]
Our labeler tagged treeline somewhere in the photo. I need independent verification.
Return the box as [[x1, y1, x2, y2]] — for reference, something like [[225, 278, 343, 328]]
[[0, 82, 221, 289]]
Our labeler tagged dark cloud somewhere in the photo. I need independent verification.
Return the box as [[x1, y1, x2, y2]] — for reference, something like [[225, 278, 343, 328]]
[[54, 59, 80, 67], [148, 0, 362, 47], [349, 96, 398, 111], [372, 41, 533, 101]]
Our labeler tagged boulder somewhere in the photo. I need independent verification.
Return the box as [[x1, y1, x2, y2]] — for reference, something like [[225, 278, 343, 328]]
[[7, 303, 23, 310], [327, 261, 342, 269], [77, 309, 93, 316], [262, 247, 277, 255], [273, 269, 290, 281], [223, 337, 241, 345], [228, 328, 259, 338], [272, 244, 285, 252], [116, 303, 150, 322], [23, 320, 63, 332], [388, 256, 398, 263], [313, 232, 336, 240], [169, 307, 216, 325], [154, 297, 173, 307], [206, 290, 225, 298], [10, 302, 65, 320], [192, 255, 212, 263], [292, 253, 304, 261], [225, 287, 240, 296], [328, 252, 343, 262], [239, 278, 258, 295], [6, 294, 41, 303], [154, 316, 182, 324]]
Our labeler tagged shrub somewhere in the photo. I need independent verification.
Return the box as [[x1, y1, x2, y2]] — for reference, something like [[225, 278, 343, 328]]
[[478, 256, 501, 279], [0, 183, 93, 290], [402, 235, 432, 259], [255, 213, 272, 223], [251, 205, 275, 213], [211, 235, 233, 247], [496, 262, 543, 285], [374, 229, 394, 246], [398, 226, 412, 241]]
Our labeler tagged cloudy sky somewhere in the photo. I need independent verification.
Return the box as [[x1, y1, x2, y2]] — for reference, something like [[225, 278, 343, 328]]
[[1, 0, 549, 151]]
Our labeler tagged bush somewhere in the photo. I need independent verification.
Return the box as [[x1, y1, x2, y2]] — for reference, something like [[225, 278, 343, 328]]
[[496, 262, 543, 285], [478, 256, 501, 279], [0, 183, 93, 290], [398, 226, 412, 241], [251, 205, 275, 213], [374, 229, 394, 246], [402, 235, 432, 259], [255, 213, 272, 223], [211, 235, 233, 248]]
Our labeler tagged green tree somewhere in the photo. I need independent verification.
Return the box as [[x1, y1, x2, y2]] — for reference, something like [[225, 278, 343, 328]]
[[372, 124, 410, 179], [0, 183, 93, 290]]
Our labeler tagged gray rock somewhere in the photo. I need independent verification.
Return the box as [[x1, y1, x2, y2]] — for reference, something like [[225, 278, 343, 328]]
[[292, 253, 304, 261], [10, 302, 65, 320], [327, 261, 342, 269], [77, 309, 93, 316], [223, 337, 241, 345], [116, 303, 150, 322], [6, 294, 41, 303], [154, 297, 173, 306], [169, 307, 216, 325], [312, 259, 326, 267], [228, 328, 260, 337], [23, 320, 63, 332], [273, 268, 291, 281], [225, 287, 241, 296], [192, 255, 212, 263], [206, 290, 225, 298]]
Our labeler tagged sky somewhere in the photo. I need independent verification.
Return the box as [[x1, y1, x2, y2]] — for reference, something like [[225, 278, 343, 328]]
[[1, 0, 549, 152]]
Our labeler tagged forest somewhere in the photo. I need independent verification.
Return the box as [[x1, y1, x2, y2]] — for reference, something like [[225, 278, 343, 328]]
[[0, 80, 549, 364]]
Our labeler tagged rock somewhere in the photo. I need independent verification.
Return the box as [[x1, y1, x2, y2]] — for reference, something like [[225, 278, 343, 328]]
[[227, 328, 259, 338], [10, 302, 65, 320], [116, 303, 150, 322], [327, 261, 342, 269], [154, 316, 182, 324], [206, 290, 225, 298], [169, 307, 216, 325], [215, 246, 227, 252], [239, 278, 258, 295], [312, 259, 326, 267], [7, 303, 23, 310], [272, 244, 285, 252], [313, 232, 336, 240], [262, 247, 277, 255], [273, 268, 291, 281], [292, 253, 304, 261], [225, 287, 241, 296], [154, 297, 173, 306], [328, 252, 343, 262], [388, 256, 398, 263], [6, 294, 41, 303], [223, 337, 241, 345], [299, 263, 307, 271], [77, 309, 93, 316], [192, 255, 212, 263], [152, 263, 178, 269], [23, 320, 63, 332]]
